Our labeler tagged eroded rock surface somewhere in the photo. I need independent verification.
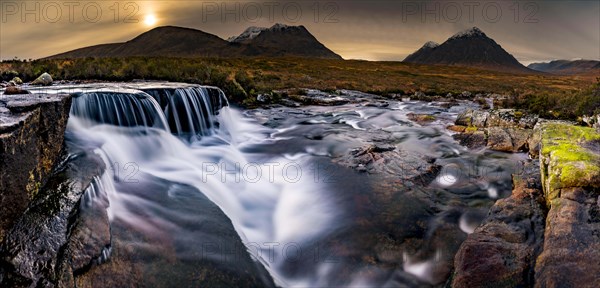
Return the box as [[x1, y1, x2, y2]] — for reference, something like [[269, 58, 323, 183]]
[[452, 160, 546, 287], [453, 122, 600, 287], [0, 152, 105, 287], [0, 93, 72, 241], [535, 123, 600, 287]]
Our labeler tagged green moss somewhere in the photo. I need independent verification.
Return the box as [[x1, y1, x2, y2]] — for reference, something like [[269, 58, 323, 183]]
[[514, 111, 524, 119], [560, 162, 600, 185], [465, 126, 478, 133], [542, 123, 600, 143], [421, 115, 436, 121], [542, 143, 595, 162], [541, 123, 600, 204]]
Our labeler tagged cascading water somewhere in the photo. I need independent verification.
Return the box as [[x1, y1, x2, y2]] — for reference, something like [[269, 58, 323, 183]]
[[69, 89, 168, 129], [65, 84, 340, 287], [53, 83, 524, 287], [141, 85, 228, 139]]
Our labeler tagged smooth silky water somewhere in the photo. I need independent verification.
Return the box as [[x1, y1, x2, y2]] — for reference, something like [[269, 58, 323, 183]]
[[32, 83, 524, 287]]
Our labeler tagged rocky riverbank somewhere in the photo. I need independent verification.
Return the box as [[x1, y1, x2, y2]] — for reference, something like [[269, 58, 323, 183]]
[[451, 115, 600, 287]]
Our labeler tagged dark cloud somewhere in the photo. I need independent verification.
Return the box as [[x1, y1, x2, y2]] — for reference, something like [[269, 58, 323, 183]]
[[1, 0, 598, 63]]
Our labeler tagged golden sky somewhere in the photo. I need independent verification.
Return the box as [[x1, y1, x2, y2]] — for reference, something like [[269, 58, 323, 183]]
[[1, 0, 599, 64]]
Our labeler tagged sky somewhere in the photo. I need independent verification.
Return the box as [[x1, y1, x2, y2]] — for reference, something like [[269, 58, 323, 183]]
[[1, 0, 599, 64]]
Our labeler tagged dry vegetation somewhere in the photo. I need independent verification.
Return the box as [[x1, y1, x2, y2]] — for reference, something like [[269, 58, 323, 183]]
[[1, 57, 598, 119]]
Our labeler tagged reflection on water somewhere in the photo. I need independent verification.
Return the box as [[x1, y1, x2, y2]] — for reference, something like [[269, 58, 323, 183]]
[[65, 86, 525, 287]]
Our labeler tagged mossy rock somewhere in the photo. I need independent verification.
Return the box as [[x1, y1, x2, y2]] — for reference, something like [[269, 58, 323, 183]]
[[465, 126, 478, 133], [540, 123, 600, 205]]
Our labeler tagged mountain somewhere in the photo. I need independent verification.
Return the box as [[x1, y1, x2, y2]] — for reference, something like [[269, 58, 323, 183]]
[[49, 26, 232, 58], [404, 41, 439, 63], [47, 24, 342, 60], [403, 27, 532, 73], [231, 24, 342, 59], [528, 60, 600, 75], [228, 26, 267, 43]]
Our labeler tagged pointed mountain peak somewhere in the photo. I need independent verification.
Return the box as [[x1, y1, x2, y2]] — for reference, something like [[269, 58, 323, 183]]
[[423, 41, 439, 49], [403, 26, 531, 73], [449, 27, 487, 40]]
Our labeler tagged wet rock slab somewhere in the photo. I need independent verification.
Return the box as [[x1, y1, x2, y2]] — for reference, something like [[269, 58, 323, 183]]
[[0, 152, 105, 287], [452, 160, 546, 287]]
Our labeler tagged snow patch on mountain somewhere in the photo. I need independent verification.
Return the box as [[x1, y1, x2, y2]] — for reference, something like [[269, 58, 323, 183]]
[[423, 41, 439, 49], [449, 27, 486, 40], [228, 26, 267, 42], [228, 23, 292, 42]]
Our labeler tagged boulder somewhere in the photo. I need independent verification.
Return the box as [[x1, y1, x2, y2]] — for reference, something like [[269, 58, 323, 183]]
[[486, 127, 513, 152], [487, 109, 537, 129], [447, 125, 467, 133], [288, 89, 350, 106], [413, 91, 426, 98], [30, 72, 53, 86], [336, 144, 439, 185], [407, 113, 436, 124], [486, 127, 532, 153], [256, 93, 272, 103], [11, 77, 23, 85], [452, 131, 487, 149], [3, 86, 31, 95], [455, 109, 489, 128]]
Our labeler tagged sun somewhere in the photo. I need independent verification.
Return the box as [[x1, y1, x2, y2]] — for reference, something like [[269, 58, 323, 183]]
[[143, 14, 157, 26]]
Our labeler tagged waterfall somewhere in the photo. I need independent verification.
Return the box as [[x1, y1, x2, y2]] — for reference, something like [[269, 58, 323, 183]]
[[141, 85, 228, 139], [65, 83, 336, 287], [70, 90, 168, 129]]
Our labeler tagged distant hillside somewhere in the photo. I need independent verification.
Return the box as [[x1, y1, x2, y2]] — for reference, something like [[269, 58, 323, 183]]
[[528, 60, 600, 75], [403, 27, 533, 73], [49, 26, 231, 58], [47, 24, 342, 60]]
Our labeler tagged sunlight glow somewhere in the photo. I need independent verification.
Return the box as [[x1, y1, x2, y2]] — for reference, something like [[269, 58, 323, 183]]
[[144, 14, 157, 26]]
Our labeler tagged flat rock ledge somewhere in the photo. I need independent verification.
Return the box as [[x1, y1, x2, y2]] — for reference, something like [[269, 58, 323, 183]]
[[452, 122, 600, 287], [0, 93, 72, 241]]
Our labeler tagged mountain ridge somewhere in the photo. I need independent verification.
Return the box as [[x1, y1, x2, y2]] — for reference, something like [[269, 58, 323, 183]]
[[528, 59, 600, 75], [46, 24, 342, 60]]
